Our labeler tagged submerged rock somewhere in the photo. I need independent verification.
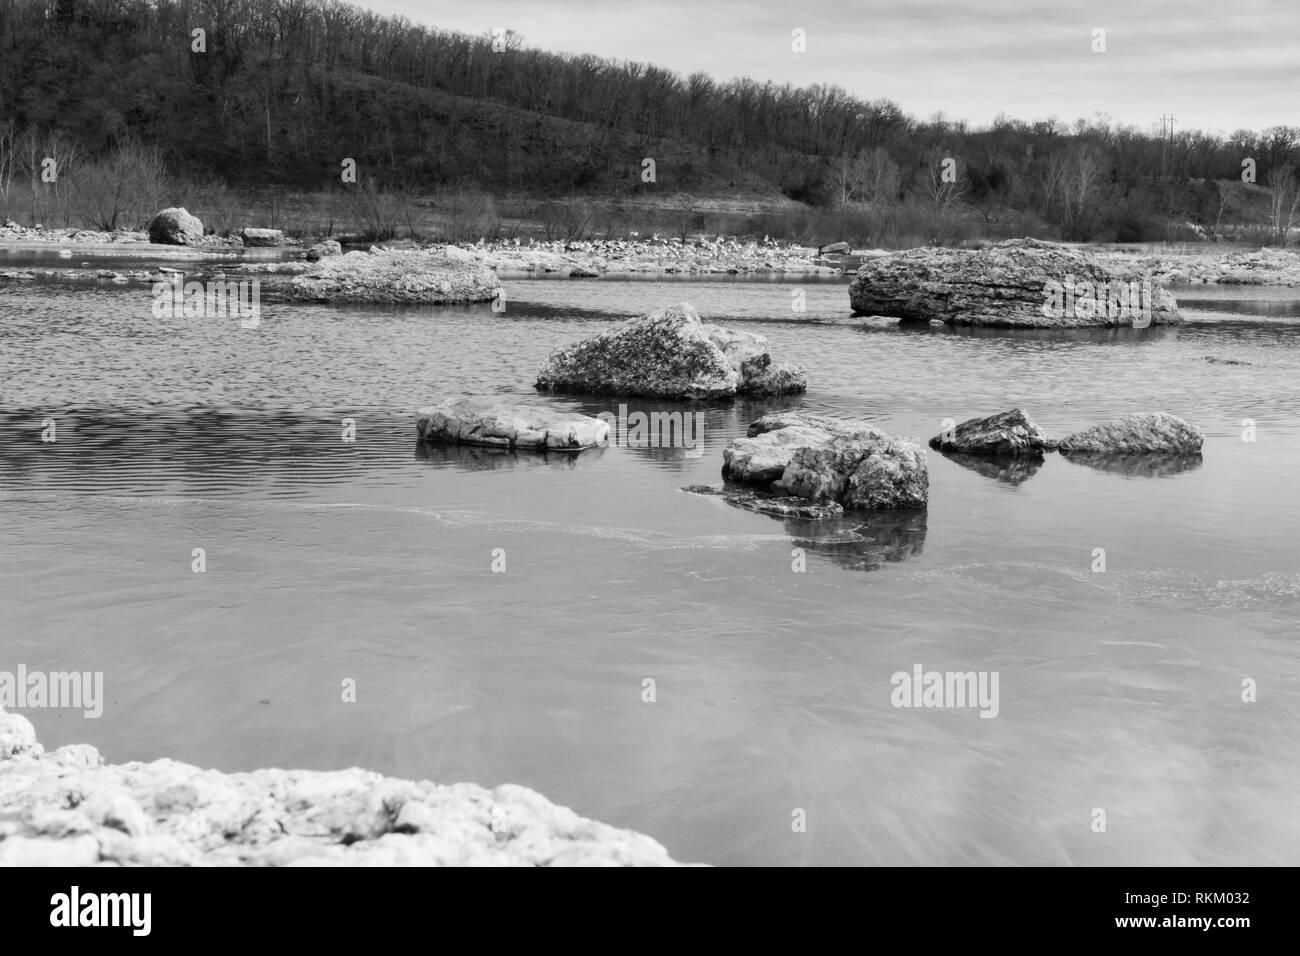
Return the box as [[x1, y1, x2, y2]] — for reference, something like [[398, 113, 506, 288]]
[[416, 398, 609, 452], [928, 408, 1058, 456], [723, 412, 885, 485], [681, 484, 845, 520], [849, 238, 1182, 327], [241, 227, 284, 247], [291, 249, 501, 303], [0, 704, 684, 866], [535, 303, 807, 400], [1057, 412, 1204, 456], [147, 207, 204, 246]]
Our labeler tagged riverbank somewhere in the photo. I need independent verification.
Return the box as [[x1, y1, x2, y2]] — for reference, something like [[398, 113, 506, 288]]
[[0, 704, 685, 866]]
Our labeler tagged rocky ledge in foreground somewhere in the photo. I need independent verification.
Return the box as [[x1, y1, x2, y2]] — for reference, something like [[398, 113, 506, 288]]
[[849, 238, 1182, 327], [1057, 412, 1205, 456], [722, 412, 928, 511], [928, 408, 1059, 456], [0, 705, 682, 866], [417, 398, 609, 452], [290, 247, 501, 303], [535, 303, 806, 400]]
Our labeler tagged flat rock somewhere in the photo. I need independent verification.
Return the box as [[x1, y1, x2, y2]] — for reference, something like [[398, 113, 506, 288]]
[[928, 408, 1058, 456], [416, 398, 609, 452], [724, 412, 886, 485], [0, 704, 684, 866], [291, 250, 501, 303], [147, 207, 204, 245], [241, 228, 284, 247], [535, 302, 807, 399], [1057, 412, 1204, 456], [849, 238, 1182, 327]]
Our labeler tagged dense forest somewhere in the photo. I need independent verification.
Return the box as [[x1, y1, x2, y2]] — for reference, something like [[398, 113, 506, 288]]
[[0, 0, 1297, 244]]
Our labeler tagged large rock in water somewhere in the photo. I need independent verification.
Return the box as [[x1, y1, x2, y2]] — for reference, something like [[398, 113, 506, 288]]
[[928, 408, 1059, 456], [723, 412, 886, 485], [290, 249, 501, 303], [147, 207, 204, 245], [417, 398, 608, 452], [723, 412, 927, 511], [1057, 412, 1205, 456], [241, 227, 284, 247], [535, 303, 807, 400], [0, 704, 684, 866], [849, 238, 1182, 327], [775, 437, 929, 510]]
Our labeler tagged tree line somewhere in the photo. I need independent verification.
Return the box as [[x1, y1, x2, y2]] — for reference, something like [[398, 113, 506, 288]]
[[0, 0, 1296, 244]]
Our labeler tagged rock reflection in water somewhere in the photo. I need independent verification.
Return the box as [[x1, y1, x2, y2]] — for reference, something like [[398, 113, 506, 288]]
[[940, 451, 1044, 486], [1058, 451, 1204, 479]]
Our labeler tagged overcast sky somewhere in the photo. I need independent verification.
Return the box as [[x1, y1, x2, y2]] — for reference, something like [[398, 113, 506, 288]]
[[365, 0, 1297, 135]]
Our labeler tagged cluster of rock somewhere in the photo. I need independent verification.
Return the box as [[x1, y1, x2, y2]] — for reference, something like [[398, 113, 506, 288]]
[[444, 237, 843, 277], [416, 398, 609, 452], [722, 412, 929, 512], [927, 408, 1205, 479], [536, 303, 806, 400], [290, 247, 502, 304], [849, 238, 1183, 327], [0, 704, 684, 866], [1122, 246, 1300, 287]]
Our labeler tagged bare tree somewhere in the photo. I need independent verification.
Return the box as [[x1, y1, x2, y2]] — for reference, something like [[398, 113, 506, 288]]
[[1268, 166, 1299, 246]]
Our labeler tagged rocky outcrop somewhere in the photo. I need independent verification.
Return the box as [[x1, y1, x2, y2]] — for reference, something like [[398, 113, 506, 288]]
[[290, 249, 501, 304], [417, 398, 609, 452], [535, 303, 807, 400], [722, 412, 886, 485], [241, 228, 284, 247], [849, 238, 1182, 327], [147, 207, 204, 245], [723, 412, 927, 511], [0, 705, 683, 866], [1057, 412, 1205, 456], [304, 239, 343, 261], [928, 408, 1059, 456]]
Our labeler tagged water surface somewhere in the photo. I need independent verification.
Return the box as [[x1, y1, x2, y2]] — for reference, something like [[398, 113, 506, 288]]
[[2, 269, 1298, 865]]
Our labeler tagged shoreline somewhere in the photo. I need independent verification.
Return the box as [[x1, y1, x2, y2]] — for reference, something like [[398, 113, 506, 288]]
[[3, 223, 1298, 286]]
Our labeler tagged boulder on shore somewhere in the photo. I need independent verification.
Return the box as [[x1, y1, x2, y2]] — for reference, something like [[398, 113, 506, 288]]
[[290, 249, 501, 304], [723, 412, 928, 511], [147, 207, 204, 245], [416, 398, 609, 452], [535, 303, 807, 400], [241, 227, 284, 247], [928, 408, 1059, 456], [849, 238, 1182, 327], [1057, 412, 1205, 456], [0, 704, 683, 866]]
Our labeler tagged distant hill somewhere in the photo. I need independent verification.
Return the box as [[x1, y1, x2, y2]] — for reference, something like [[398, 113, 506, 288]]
[[0, 0, 1296, 244]]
